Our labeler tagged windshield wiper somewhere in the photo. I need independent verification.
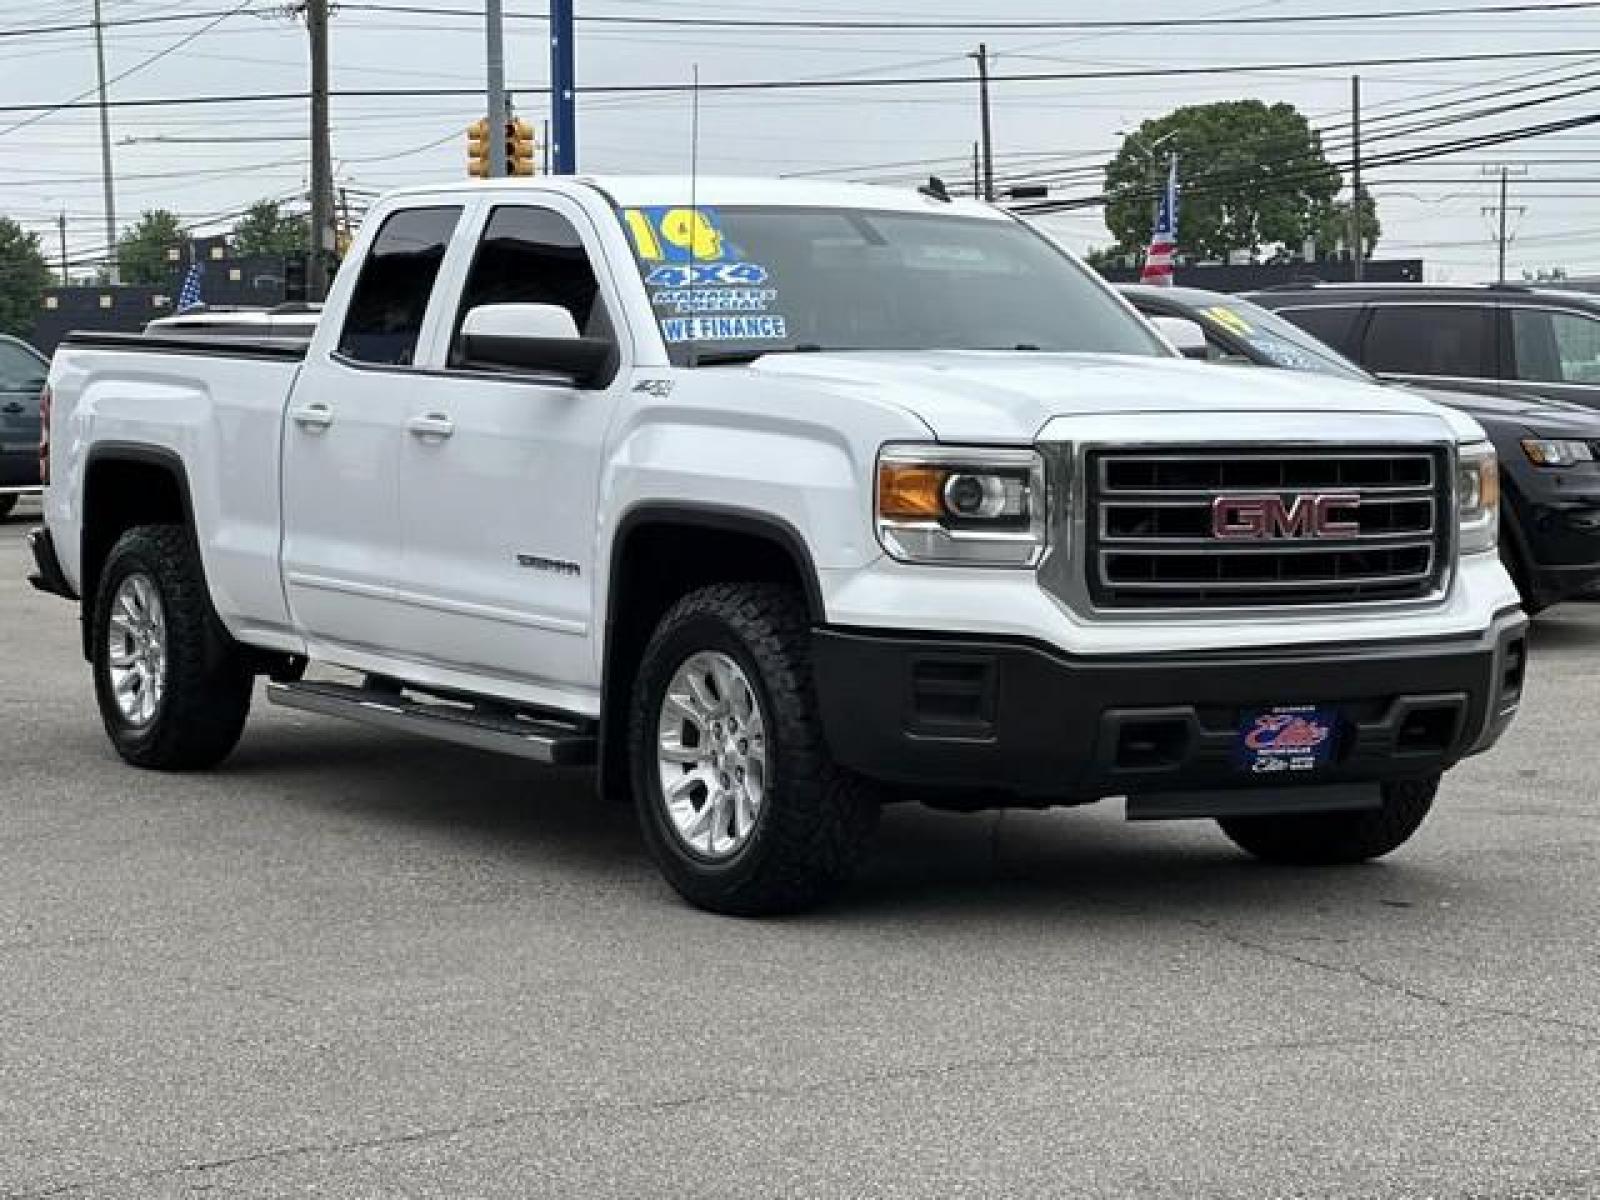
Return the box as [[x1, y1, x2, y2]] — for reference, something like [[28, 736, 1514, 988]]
[[688, 343, 827, 367]]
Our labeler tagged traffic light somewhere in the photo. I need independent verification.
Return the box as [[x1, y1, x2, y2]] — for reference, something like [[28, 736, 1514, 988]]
[[507, 118, 536, 176], [466, 118, 493, 178], [467, 117, 537, 178]]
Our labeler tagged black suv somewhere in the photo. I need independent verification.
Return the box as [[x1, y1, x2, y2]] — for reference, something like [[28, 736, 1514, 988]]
[[0, 334, 48, 521], [1245, 282, 1600, 410], [1123, 284, 1600, 611]]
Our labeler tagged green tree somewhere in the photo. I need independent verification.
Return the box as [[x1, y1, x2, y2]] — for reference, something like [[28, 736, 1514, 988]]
[[1314, 191, 1382, 262], [117, 209, 187, 286], [0, 217, 52, 340], [1103, 101, 1350, 263], [231, 200, 308, 258]]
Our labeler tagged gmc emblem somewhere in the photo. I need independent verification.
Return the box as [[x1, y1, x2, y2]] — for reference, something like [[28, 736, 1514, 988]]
[[1211, 493, 1361, 541]]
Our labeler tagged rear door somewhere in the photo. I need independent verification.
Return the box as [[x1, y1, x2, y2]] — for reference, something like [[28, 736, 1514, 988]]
[[0, 336, 47, 490], [1358, 302, 1499, 393], [388, 197, 628, 707], [279, 203, 465, 656]]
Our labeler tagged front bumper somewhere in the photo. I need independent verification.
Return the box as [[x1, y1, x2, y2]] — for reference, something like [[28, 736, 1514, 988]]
[[813, 607, 1527, 809]]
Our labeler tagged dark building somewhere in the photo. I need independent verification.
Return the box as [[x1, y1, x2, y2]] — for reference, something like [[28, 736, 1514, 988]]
[[1093, 259, 1425, 293]]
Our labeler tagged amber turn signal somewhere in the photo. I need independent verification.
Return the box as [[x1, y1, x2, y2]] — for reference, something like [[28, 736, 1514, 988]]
[[878, 463, 949, 519]]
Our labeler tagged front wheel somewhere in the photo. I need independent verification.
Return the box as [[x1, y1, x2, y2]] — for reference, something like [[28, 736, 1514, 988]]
[[629, 583, 878, 915], [1217, 776, 1438, 865], [92, 524, 253, 770]]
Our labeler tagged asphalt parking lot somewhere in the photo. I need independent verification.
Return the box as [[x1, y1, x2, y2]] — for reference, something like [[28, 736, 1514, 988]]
[[2, 498, 1598, 1199]]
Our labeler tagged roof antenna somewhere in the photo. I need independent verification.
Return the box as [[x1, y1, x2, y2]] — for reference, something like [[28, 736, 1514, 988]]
[[919, 175, 952, 203]]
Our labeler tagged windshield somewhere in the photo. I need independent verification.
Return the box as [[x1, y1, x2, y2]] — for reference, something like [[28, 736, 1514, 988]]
[[615, 204, 1169, 366], [1198, 298, 1373, 383]]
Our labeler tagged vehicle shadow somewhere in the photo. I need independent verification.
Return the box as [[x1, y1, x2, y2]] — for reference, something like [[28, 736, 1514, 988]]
[[224, 718, 1460, 926], [1528, 604, 1600, 652]]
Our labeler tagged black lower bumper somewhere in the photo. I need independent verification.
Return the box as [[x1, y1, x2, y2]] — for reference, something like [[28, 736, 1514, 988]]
[[27, 526, 76, 600], [813, 610, 1527, 808]]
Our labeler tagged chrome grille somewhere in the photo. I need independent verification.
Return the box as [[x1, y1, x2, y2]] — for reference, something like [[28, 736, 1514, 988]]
[[1086, 447, 1450, 609]]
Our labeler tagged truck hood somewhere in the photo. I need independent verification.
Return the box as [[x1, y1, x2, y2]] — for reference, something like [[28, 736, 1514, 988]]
[[749, 350, 1449, 442]]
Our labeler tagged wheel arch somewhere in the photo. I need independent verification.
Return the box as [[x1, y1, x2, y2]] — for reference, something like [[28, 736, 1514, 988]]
[[597, 503, 826, 802], [80, 442, 197, 659]]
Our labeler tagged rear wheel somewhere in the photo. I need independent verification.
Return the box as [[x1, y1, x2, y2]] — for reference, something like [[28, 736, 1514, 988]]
[[1217, 776, 1438, 865], [629, 583, 878, 915], [92, 524, 253, 770]]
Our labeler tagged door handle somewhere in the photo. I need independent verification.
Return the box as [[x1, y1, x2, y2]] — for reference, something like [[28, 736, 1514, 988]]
[[290, 402, 333, 431], [406, 413, 455, 440], [1, 402, 23, 414]]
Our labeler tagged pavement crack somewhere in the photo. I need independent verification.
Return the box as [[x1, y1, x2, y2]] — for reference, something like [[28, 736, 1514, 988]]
[[0, 1019, 1513, 1199], [1184, 918, 1600, 1041]]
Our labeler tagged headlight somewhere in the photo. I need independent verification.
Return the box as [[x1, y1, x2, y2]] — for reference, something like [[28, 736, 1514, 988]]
[[1522, 438, 1595, 467], [876, 445, 1047, 566], [1457, 440, 1500, 555]]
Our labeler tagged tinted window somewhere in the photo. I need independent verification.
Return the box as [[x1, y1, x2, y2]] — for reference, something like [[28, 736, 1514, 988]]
[[1510, 308, 1600, 385], [616, 204, 1166, 366], [0, 339, 46, 392], [337, 206, 461, 365], [1278, 306, 1359, 355], [1362, 305, 1492, 378], [1197, 299, 1371, 382], [453, 206, 608, 363]]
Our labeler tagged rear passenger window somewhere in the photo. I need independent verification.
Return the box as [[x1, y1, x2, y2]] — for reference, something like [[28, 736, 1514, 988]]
[[337, 206, 461, 366], [1278, 306, 1359, 355], [1362, 306, 1492, 378], [452, 205, 609, 365]]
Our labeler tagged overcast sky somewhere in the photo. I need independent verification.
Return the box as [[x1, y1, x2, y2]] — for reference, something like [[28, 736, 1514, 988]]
[[2, 0, 1596, 281]]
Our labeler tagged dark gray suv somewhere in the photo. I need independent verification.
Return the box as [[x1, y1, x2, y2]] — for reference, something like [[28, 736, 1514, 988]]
[[0, 334, 48, 521], [1246, 283, 1600, 411]]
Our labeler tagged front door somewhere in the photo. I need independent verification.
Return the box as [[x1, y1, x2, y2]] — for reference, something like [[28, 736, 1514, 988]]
[[389, 199, 628, 712], [1505, 306, 1600, 411], [280, 203, 465, 657]]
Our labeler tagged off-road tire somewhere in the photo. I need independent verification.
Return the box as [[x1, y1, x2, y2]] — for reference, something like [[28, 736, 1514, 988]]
[[629, 583, 879, 915], [1217, 775, 1439, 865], [0, 495, 17, 520], [92, 524, 253, 769]]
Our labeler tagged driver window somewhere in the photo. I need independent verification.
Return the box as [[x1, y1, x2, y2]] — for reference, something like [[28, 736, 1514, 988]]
[[0, 339, 46, 391], [453, 206, 611, 366]]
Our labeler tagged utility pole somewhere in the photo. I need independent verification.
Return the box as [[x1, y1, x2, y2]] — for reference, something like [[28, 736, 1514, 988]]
[[306, 0, 335, 300], [57, 213, 69, 286], [1349, 74, 1363, 282], [972, 44, 994, 202], [551, 0, 576, 173], [91, 0, 119, 282], [338, 186, 352, 256], [1482, 165, 1528, 284], [971, 142, 980, 198], [486, 0, 508, 178]]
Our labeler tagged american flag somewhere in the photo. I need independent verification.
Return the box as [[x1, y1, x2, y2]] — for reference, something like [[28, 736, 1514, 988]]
[[176, 262, 204, 311], [1139, 159, 1179, 287]]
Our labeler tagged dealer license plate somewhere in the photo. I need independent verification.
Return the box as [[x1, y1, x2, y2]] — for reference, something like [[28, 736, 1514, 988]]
[[1234, 705, 1339, 776]]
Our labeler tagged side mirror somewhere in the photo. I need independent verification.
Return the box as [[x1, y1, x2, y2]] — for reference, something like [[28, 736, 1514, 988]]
[[459, 303, 614, 388], [1150, 315, 1211, 361]]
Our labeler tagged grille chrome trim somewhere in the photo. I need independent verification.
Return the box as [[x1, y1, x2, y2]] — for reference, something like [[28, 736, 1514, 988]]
[[1083, 445, 1451, 610]]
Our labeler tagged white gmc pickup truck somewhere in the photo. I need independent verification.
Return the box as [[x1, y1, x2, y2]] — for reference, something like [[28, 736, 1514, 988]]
[[29, 176, 1527, 914]]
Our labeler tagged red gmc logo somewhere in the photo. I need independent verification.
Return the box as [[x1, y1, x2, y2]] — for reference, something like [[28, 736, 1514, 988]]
[[1211, 493, 1361, 541]]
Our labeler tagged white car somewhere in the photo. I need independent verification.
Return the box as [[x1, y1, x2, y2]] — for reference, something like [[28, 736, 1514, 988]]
[[30, 175, 1525, 913]]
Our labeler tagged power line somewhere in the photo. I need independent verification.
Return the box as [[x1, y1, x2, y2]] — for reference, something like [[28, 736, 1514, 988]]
[[338, 0, 1600, 31], [3, 45, 1600, 118]]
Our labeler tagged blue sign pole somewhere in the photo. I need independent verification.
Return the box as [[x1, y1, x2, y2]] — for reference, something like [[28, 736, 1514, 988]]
[[550, 0, 576, 173]]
